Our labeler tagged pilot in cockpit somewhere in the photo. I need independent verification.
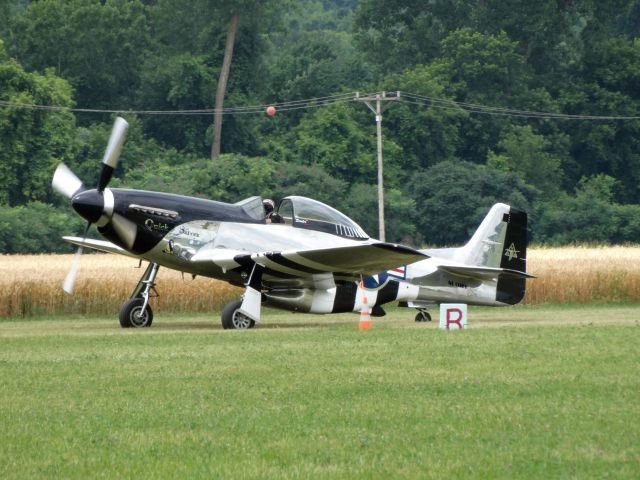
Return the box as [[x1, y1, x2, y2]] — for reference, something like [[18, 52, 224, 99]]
[[263, 198, 283, 224], [263, 199, 275, 223]]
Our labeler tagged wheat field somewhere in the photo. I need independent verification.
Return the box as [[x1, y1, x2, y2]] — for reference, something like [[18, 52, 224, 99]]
[[526, 246, 640, 304], [1, 246, 638, 317], [0, 254, 241, 317]]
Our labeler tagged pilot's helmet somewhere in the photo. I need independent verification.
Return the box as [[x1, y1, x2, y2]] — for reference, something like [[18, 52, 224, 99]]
[[263, 199, 275, 215]]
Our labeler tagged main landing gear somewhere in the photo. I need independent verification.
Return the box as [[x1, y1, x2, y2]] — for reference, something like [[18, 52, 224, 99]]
[[219, 264, 262, 330], [221, 299, 256, 330], [117, 261, 257, 330], [119, 262, 159, 328]]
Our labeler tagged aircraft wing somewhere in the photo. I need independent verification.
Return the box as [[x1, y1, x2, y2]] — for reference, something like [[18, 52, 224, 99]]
[[438, 265, 536, 280], [62, 236, 140, 259], [253, 243, 428, 278], [192, 242, 428, 279]]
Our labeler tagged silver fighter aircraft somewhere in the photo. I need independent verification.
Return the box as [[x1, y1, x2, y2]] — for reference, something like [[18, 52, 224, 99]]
[[53, 117, 534, 329]]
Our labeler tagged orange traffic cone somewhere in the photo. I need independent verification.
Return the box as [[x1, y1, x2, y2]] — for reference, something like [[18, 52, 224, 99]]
[[359, 282, 372, 330]]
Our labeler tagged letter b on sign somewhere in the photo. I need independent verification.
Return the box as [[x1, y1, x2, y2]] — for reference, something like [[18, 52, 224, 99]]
[[439, 304, 467, 330]]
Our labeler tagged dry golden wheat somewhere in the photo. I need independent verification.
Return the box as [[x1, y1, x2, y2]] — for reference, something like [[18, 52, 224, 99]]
[[0, 253, 241, 317], [1, 247, 639, 317], [525, 246, 640, 304]]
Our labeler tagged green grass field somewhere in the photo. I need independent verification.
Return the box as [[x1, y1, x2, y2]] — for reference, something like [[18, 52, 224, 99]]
[[1, 305, 639, 479]]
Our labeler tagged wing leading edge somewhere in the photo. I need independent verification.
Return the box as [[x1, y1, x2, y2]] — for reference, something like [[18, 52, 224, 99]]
[[62, 236, 139, 258]]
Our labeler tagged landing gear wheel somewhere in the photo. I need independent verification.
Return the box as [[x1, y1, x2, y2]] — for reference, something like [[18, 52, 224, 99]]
[[119, 298, 154, 328], [221, 300, 256, 330], [415, 310, 432, 322]]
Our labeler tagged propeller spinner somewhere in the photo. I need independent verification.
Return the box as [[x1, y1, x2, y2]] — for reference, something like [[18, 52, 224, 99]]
[[52, 117, 129, 293]]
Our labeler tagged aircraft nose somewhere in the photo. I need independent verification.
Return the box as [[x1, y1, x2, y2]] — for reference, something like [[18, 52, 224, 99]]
[[71, 189, 104, 224]]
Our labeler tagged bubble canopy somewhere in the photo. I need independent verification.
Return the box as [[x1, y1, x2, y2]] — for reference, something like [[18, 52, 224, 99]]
[[275, 196, 369, 240]]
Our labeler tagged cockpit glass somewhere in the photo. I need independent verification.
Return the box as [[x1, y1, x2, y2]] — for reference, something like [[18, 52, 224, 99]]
[[278, 199, 294, 224], [276, 196, 369, 240]]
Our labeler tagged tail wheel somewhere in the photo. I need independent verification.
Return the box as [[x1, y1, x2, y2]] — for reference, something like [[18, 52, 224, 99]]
[[119, 298, 153, 328], [221, 300, 255, 330], [415, 310, 432, 322]]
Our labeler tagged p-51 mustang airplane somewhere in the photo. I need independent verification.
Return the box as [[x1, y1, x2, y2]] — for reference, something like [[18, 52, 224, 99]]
[[53, 117, 534, 329]]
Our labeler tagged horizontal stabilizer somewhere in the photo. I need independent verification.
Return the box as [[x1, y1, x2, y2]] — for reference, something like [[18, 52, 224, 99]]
[[438, 264, 535, 280]]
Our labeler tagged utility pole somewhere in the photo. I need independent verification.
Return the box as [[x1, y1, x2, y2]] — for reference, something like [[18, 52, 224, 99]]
[[355, 91, 400, 241]]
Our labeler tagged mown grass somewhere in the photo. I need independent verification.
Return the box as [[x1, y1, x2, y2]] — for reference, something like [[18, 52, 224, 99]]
[[1, 305, 638, 479]]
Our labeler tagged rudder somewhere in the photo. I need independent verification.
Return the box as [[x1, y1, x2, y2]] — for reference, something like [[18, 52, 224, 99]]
[[497, 208, 528, 304]]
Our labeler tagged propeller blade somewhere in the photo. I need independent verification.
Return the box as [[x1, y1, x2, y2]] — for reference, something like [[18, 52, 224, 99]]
[[62, 221, 91, 295], [52, 163, 84, 199], [63, 246, 83, 294], [111, 213, 138, 249], [97, 117, 129, 192]]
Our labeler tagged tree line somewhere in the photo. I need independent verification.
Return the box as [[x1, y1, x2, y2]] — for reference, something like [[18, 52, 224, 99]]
[[1, 0, 640, 253]]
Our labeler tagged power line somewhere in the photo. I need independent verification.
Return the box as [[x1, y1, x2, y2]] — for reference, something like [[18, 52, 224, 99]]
[[397, 91, 640, 120], [1, 90, 639, 120], [0, 92, 362, 116]]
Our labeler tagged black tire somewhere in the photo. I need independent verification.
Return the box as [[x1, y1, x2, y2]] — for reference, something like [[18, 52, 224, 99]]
[[221, 300, 256, 330], [119, 298, 154, 328], [415, 311, 432, 322]]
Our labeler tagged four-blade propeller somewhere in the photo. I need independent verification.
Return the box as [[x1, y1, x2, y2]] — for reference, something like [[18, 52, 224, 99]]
[[52, 117, 129, 293]]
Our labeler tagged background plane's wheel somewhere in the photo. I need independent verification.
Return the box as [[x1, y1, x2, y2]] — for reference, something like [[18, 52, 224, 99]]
[[119, 298, 153, 328], [415, 310, 432, 322], [221, 300, 255, 330]]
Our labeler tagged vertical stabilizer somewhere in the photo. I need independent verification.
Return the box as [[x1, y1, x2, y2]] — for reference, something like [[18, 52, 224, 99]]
[[459, 203, 511, 268], [458, 204, 529, 304]]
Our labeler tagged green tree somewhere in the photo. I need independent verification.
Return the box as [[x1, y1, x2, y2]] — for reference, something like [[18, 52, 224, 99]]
[[142, 0, 288, 156], [0, 202, 84, 253], [534, 175, 630, 244], [0, 45, 75, 205], [559, 35, 640, 202], [382, 65, 466, 172], [69, 116, 187, 191], [487, 125, 566, 196], [270, 163, 349, 207], [193, 153, 278, 202], [431, 28, 535, 163], [275, 103, 387, 185], [468, 0, 589, 82], [207, 0, 292, 160], [354, 0, 594, 84], [408, 160, 535, 246], [137, 54, 215, 153], [340, 183, 416, 243], [266, 32, 364, 105], [10, 0, 151, 111], [354, 0, 473, 75]]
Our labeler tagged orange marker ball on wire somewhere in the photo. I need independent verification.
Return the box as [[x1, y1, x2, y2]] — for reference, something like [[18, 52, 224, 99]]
[[266, 105, 276, 117]]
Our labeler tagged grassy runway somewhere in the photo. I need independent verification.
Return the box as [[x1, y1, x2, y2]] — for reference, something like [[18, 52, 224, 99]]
[[1, 305, 639, 478]]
